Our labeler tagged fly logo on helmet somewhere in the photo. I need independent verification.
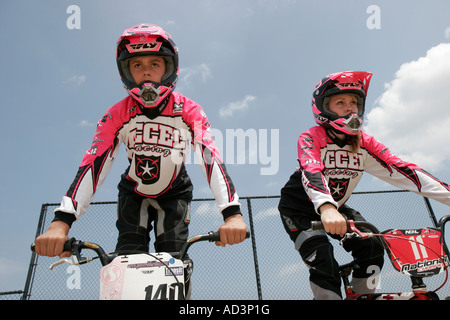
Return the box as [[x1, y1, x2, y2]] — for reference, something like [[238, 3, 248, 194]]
[[127, 42, 162, 53], [116, 23, 179, 109], [312, 71, 372, 136], [335, 82, 363, 90]]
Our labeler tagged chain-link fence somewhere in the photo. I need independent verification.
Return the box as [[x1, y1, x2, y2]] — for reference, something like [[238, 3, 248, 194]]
[[7, 190, 450, 300], [0, 291, 24, 300]]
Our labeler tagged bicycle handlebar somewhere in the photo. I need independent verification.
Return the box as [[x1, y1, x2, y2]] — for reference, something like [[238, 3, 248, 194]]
[[178, 230, 250, 260], [31, 230, 251, 267], [311, 220, 380, 235], [30, 238, 112, 267], [311, 214, 450, 239]]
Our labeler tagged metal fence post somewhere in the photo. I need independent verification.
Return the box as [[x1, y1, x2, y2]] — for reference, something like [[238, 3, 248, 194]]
[[22, 203, 49, 300], [423, 197, 439, 227], [246, 198, 263, 300]]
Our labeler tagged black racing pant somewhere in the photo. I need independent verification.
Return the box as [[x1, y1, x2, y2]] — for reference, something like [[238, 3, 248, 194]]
[[278, 172, 384, 299], [114, 189, 193, 298], [115, 189, 191, 254]]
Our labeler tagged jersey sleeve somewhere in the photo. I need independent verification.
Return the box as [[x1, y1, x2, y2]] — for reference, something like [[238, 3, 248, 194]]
[[55, 105, 124, 221], [182, 99, 241, 218], [362, 133, 450, 206], [297, 127, 338, 213]]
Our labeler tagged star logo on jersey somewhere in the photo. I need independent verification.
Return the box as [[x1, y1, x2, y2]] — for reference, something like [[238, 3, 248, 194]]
[[135, 154, 160, 184], [328, 178, 349, 202]]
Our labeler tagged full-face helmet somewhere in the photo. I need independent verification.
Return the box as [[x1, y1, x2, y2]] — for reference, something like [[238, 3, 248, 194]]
[[116, 23, 179, 108], [312, 71, 372, 135]]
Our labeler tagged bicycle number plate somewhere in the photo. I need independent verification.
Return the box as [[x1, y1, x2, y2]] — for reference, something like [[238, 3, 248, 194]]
[[99, 252, 185, 300], [381, 227, 448, 277]]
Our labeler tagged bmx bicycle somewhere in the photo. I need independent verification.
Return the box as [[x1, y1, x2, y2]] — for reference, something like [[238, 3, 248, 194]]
[[31, 230, 250, 300], [311, 215, 450, 300]]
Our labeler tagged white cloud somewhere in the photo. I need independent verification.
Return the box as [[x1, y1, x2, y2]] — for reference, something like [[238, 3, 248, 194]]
[[179, 63, 212, 86], [364, 43, 450, 171], [445, 27, 450, 39], [78, 120, 95, 127], [193, 201, 217, 217], [63, 75, 86, 86], [219, 95, 256, 118], [277, 262, 305, 277], [254, 206, 278, 221]]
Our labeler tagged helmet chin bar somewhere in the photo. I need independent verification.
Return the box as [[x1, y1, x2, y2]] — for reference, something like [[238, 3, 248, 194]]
[[342, 113, 362, 134], [139, 85, 161, 105]]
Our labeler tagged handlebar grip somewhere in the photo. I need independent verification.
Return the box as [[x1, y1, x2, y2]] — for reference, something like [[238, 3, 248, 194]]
[[311, 221, 324, 230], [30, 238, 75, 254], [63, 238, 75, 252], [209, 231, 221, 242], [209, 230, 251, 242]]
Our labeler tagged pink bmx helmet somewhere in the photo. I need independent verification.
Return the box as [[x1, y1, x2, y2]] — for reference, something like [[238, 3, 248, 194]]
[[116, 23, 179, 109], [312, 71, 372, 135]]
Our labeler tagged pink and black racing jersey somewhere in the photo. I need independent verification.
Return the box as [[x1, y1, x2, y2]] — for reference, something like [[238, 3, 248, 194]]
[[56, 92, 240, 221], [298, 126, 450, 213]]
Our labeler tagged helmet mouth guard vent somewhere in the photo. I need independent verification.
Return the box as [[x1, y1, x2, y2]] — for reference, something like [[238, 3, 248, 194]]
[[342, 114, 362, 134], [139, 85, 161, 105]]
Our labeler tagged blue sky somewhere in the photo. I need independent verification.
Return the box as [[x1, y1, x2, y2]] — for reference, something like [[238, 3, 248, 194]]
[[1, 0, 450, 294]]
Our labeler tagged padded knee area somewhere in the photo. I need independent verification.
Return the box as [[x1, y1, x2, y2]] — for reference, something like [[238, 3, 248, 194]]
[[299, 235, 342, 298]]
